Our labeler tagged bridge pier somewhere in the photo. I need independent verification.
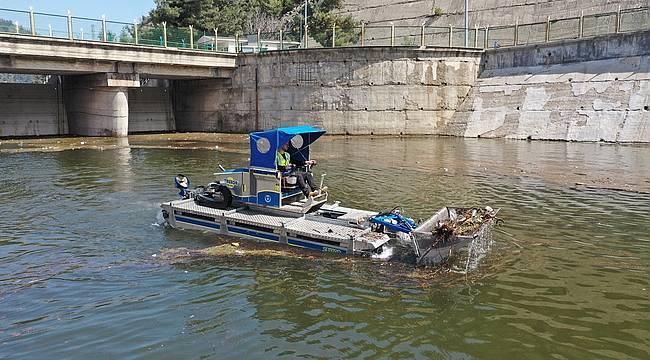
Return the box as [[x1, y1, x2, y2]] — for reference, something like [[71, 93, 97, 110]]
[[64, 73, 140, 137]]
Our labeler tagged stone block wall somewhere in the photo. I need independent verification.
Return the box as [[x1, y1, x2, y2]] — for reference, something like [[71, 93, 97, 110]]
[[178, 47, 482, 134]]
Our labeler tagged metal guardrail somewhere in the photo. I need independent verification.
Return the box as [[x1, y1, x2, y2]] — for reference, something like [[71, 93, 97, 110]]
[[0, 6, 648, 53]]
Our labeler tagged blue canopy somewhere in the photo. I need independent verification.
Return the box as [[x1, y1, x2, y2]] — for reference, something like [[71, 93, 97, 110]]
[[249, 125, 326, 170]]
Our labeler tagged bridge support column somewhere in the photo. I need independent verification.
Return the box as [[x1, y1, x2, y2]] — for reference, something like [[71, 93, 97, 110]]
[[64, 73, 139, 137]]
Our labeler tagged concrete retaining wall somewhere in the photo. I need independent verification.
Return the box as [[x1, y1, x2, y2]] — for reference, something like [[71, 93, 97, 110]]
[[340, 0, 648, 27], [0, 83, 66, 137], [482, 30, 650, 69], [444, 31, 650, 142], [1, 28, 648, 142], [128, 87, 176, 133], [174, 33, 650, 142], [173, 78, 248, 132], [174, 47, 482, 134]]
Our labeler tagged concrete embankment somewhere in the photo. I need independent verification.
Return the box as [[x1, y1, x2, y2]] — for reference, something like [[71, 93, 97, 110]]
[[339, 0, 647, 27], [174, 47, 482, 135], [0, 29, 648, 142], [178, 30, 648, 142], [444, 30, 650, 142]]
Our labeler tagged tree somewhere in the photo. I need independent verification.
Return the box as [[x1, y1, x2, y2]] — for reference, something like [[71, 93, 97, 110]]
[[307, 8, 360, 47], [0, 18, 29, 34], [119, 27, 134, 43], [148, 0, 242, 35], [145, 0, 358, 47]]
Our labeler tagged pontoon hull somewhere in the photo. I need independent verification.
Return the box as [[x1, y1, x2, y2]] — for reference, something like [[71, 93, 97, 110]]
[[161, 199, 390, 255]]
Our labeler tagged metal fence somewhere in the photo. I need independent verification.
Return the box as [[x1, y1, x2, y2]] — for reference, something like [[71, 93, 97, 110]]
[[0, 6, 648, 53], [484, 6, 650, 48]]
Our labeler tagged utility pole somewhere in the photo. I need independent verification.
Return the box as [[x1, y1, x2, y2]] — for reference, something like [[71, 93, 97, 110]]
[[464, 0, 469, 46], [304, 0, 308, 48]]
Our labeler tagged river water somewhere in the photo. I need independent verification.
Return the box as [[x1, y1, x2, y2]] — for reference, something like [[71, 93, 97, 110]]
[[1, 135, 649, 359]]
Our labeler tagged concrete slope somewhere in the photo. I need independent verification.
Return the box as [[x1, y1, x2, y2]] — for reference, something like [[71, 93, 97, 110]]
[[340, 0, 648, 27]]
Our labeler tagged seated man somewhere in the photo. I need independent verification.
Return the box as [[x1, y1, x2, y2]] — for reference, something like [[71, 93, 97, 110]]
[[276, 142, 326, 197]]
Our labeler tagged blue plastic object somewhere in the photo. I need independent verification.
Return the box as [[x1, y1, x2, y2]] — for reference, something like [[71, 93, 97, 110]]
[[370, 212, 418, 233]]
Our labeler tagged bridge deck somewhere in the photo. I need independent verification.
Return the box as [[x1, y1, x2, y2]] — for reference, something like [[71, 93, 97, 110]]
[[0, 33, 236, 79]]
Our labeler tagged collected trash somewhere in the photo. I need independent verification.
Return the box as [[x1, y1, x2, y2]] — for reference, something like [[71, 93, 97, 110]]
[[433, 206, 498, 239], [410, 207, 500, 266]]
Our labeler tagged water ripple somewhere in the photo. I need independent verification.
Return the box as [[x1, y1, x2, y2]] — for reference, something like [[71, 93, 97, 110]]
[[0, 138, 649, 358]]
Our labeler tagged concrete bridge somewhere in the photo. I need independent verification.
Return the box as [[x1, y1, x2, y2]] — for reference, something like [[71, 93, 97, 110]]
[[0, 33, 236, 136]]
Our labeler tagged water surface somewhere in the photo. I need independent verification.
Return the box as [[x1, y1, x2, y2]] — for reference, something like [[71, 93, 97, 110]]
[[1, 136, 648, 359]]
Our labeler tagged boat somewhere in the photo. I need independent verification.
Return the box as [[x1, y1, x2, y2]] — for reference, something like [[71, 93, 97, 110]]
[[160, 125, 499, 264]]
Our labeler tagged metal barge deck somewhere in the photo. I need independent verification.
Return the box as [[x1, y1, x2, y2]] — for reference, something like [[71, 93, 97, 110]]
[[161, 198, 391, 255]]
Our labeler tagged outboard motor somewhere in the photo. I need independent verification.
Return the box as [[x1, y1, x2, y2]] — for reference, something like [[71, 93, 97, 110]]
[[175, 174, 190, 199]]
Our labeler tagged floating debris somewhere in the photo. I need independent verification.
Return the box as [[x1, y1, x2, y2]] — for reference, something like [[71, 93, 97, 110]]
[[197, 243, 289, 257], [158, 243, 294, 262]]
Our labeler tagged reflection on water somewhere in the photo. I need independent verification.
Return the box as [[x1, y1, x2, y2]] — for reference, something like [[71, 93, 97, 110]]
[[0, 136, 648, 359]]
